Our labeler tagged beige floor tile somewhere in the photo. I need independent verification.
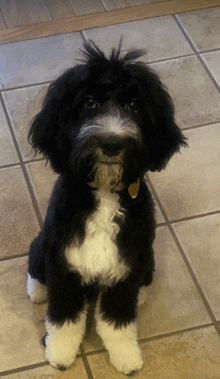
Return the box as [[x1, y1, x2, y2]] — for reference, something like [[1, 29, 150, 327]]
[[144, 176, 165, 224], [1, 0, 52, 28], [177, 7, 220, 52], [0, 103, 19, 166], [0, 257, 47, 372], [148, 124, 220, 220], [173, 214, 220, 320], [201, 50, 220, 86], [87, 326, 220, 378], [26, 161, 58, 219], [83, 226, 210, 352], [137, 227, 210, 338], [102, 0, 134, 9], [83, 15, 193, 62], [2, 359, 88, 378], [45, 0, 75, 20], [0, 9, 7, 29], [0, 32, 83, 89], [2, 85, 48, 161], [102, 0, 153, 9], [150, 56, 220, 129], [69, 0, 105, 15], [154, 201, 165, 224], [0, 166, 39, 259]]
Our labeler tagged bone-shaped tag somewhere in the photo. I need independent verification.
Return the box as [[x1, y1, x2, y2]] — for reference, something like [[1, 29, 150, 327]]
[[128, 179, 140, 199]]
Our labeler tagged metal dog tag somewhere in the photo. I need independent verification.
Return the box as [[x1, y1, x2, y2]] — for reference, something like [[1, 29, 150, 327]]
[[128, 179, 140, 198]]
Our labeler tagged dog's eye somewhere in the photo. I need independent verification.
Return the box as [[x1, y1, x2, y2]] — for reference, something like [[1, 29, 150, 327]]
[[125, 98, 139, 113], [84, 96, 98, 109]]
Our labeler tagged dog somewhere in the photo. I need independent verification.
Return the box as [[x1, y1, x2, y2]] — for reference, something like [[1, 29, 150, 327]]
[[27, 40, 186, 375]]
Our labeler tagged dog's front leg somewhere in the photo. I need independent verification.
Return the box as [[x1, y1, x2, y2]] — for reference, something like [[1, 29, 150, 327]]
[[95, 281, 143, 375], [44, 276, 87, 371]]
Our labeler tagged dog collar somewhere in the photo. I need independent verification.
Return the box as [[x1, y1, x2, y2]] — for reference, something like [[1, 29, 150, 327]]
[[88, 178, 140, 199]]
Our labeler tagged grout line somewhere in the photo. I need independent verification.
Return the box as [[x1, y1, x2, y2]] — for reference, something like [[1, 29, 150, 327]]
[[0, 362, 49, 377], [0, 81, 50, 93], [199, 47, 220, 54], [1, 0, 220, 45], [100, 0, 107, 11], [168, 226, 220, 337], [182, 120, 220, 131], [67, 0, 76, 16], [0, 354, 83, 377], [0, 157, 46, 171], [80, 346, 95, 379], [0, 93, 43, 229], [0, 8, 7, 29], [80, 30, 87, 43], [138, 323, 215, 345], [84, 348, 106, 358], [170, 209, 220, 225], [0, 253, 28, 263], [146, 175, 220, 338], [44, 1, 54, 22], [147, 52, 195, 66], [173, 14, 220, 95], [82, 323, 215, 359]]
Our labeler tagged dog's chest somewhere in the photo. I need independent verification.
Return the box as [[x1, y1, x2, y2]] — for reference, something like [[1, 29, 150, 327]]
[[65, 190, 129, 286]]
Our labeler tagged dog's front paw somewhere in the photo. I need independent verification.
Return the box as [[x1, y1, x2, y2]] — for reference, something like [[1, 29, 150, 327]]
[[44, 332, 75, 370], [44, 312, 87, 370], [109, 342, 143, 375]]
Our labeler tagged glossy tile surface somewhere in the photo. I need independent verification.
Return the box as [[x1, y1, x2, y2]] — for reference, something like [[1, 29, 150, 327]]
[[177, 7, 220, 52], [88, 327, 220, 378], [150, 57, 220, 128], [0, 167, 39, 259], [0, 103, 19, 165], [2, 85, 48, 160], [0, 257, 46, 372], [83, 16, 193, 61], [148, 124, 220, 220], [201, 50, 220, 86], [0, 32, 82, 89], [1, 5, 220, 379], [173, 214, 220, 320], [1, 359, 88, 379], [26, 161, 58, 219]]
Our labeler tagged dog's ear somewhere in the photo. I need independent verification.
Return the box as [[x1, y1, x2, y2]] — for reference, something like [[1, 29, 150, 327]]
[[131, 65, 187, 172], [28, 65, 87, 173]]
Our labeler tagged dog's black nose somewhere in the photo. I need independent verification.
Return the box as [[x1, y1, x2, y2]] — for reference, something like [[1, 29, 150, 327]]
[[101, 137, 123, 156]]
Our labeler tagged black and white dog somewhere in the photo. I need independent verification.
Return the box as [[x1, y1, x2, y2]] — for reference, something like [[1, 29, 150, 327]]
[[27, 41, 186, 375]]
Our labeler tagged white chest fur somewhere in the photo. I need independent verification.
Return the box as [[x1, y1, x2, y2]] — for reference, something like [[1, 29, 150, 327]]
[[65, 190, 129, 286]]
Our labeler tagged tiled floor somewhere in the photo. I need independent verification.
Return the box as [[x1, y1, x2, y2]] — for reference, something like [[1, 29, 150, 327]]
[[0, 0, 172, 29], [1, 5, 220, 379]]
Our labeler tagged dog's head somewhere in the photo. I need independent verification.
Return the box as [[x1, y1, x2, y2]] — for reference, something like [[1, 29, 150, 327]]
[[29, 41, 187, 189]]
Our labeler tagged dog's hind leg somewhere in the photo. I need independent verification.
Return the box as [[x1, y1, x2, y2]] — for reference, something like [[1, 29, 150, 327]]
[[95, 281, 143, 375], [27, 234, 47, 303]]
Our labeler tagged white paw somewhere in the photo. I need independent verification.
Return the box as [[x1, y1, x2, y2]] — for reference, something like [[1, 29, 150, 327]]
[[95, 303, 143, 376], [109, 341, 143, 375], [27, 273, 47, 303], [45, 333, 75, 370], [45, 311, 87, 370], [137, 285, 148, 306]]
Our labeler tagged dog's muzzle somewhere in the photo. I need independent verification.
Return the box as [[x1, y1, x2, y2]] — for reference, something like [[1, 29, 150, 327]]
[[72, 114, 143, 193]]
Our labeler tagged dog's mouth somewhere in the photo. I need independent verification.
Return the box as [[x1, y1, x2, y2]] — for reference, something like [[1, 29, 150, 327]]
[[98, 161, 121, 165], [88, 157, 124, 191]]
